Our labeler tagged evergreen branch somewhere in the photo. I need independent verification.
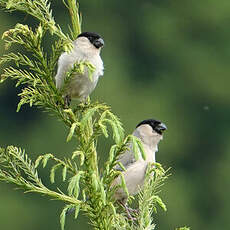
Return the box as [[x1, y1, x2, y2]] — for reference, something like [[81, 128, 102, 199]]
[[0, 1, 190, 229], [124, 135, 147, 161], [137, 163, 169, 229], [0, 147, 38, 188], [0, 52, 35, 68], [72, 150, 85, 166], [49, 39, 68, 76], [0, 0, 72, 47], [1, 0, 54, 25], [2, 23, 44, 51], [0, 146, 83, 206], [64, 0, 82, 39], [1, 23, 57, 87], [67, 172, 84, 197], [35, 153, 78, 184], [98, 110, 124, 144]]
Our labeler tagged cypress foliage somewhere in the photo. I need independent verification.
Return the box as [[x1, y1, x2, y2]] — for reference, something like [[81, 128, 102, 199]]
[[0, 1, 189, 229]]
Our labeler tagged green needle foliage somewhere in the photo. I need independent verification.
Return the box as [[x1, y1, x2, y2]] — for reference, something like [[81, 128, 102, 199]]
[[0, 0, 189, 229]]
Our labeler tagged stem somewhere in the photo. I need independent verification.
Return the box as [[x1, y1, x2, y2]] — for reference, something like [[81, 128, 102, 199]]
[[66, 0, 81, 38], [87, 117, 99, 176], [77, 115, 112, 229], [36, 186, 81, 205]]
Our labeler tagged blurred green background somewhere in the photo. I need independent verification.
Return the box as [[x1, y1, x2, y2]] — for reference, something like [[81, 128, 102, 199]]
[[0, 0, 230, 229]]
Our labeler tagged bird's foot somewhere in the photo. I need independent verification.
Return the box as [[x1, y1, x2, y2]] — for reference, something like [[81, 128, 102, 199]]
[[126, 207, 139, 214], [64, 95, 71, 108], [75, 101, 89, 112], [118, 201, 138, 221]]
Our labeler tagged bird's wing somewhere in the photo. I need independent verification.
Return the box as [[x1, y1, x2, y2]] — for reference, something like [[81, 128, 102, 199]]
[[114, 145, 136, 171], [55, 52, 76, 88]]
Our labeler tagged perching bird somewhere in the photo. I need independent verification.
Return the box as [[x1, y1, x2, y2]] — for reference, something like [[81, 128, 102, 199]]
[[113, 119, 167, 216], [55, 32, 104, 105]]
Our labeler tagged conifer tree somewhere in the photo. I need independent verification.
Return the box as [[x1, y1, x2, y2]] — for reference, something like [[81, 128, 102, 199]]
[[0, 1, 189, 229]]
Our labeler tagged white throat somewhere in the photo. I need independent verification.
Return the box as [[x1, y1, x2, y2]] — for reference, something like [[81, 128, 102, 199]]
[[143, 142, 158, 163]]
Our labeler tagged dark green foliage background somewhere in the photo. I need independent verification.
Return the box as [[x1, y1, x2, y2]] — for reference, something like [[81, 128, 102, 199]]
[[0, 1, 229, 229]]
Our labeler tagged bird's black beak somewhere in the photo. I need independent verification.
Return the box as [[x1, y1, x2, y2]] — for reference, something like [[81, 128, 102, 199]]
[[155, 123, 167, 135], [93, 38, 104, 48]]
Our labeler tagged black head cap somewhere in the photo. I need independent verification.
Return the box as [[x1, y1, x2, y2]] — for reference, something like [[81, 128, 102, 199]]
[[136, 119, 167, 135], [77, 32, 104, 48]]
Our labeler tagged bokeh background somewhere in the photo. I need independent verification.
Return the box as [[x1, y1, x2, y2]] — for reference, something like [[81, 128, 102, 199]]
[[0, 0, 230, 229]]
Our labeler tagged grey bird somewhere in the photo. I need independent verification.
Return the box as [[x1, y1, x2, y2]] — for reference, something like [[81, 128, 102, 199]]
[[112, 119, 167, 216], [55, 32, 104, 105]]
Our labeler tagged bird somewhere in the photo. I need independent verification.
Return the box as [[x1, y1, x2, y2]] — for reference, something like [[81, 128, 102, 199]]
[[55, 32, 104, 106], [112, 119, 167, 217]]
